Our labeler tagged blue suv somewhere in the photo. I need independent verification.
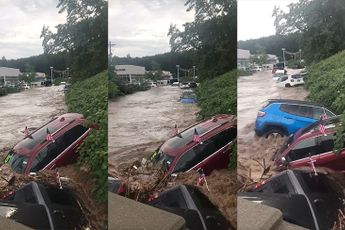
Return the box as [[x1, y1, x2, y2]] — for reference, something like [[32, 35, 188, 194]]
[[255, 99, 336, 137]]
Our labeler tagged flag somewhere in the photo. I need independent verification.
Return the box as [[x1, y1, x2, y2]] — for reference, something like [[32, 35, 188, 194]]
[[46, 128, 54, 142], [319, 114, 327, 136], [192, 128, 202, 143], [196, 169, 206, 186], [23, 126, 30, 137], [173, 124, 179, 136]]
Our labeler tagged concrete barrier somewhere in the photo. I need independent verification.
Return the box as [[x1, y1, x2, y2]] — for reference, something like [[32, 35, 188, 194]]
[[108, 193, 186, 230]]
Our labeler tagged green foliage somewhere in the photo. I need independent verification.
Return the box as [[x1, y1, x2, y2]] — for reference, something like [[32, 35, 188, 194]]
[[0, 53, 67, 74], [112, 51, 194, 77], [0, 87, 21, 97], [273, 0, 345, 64], [305, 50, 345, 155], [305, 50, 345, 114], [238, 34, 302, 60], [237, 69, 252, 77], [196, 70, 237, 119], [65, 72, 108, 201], [168, 0, 237, 81], [41, 0, 107, 80]]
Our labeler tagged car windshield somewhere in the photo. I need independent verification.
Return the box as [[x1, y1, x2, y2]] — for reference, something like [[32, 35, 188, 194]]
[[154, 151, 175, 171], [16, 124, 59, 150], [278, 76, 288, 82], [181, 92, 196, 99], [164, 126, 206, 149], [7, 150, 29, 173]]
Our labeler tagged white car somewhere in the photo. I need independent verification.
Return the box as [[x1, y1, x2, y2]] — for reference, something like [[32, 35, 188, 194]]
[[273, 69, 285, 82], [277, 74, 305, 87], [148, 82, 157, 87], [23, 84, 31, 89], [252, 66, 263, 72]]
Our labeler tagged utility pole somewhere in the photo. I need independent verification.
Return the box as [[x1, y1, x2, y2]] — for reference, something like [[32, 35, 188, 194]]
[[282, 48, 286, 68], [176, 65, 180, 83], [299, 49, 302, 63], [50, 66, 53, 83], [108, 41, 116, 64]]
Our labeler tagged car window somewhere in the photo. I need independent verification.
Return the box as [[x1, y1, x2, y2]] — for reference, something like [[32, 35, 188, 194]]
[[298, 106, 314, 118], [8, 152, 29, 174], [278, 76, 288, 82], [286, 137, 318, 161], [16, 125, 59, 150], [30, 125, 88, 172], [280, 104, 299, 115], [316, 134, 336, 154], [213, 127, 236, 149], [164, 126, 206, 149], [173, 139, 217, 173]]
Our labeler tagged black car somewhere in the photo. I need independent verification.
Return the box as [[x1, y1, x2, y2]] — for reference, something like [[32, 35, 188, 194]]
[[0, 182, 85, 229], [148, 185, 233, 230], [239, 169, 345, 230]]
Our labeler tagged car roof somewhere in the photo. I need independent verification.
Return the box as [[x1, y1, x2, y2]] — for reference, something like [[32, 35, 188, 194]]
[[267, 99, 324, 107], [13, 113, 85, 156], [160, 115, 235, 157]]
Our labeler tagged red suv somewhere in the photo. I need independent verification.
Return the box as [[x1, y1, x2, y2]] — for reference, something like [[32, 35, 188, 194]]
[[273, 116, 345, 171], [151, 114, 237, 175], [4, 113, 93, 174]]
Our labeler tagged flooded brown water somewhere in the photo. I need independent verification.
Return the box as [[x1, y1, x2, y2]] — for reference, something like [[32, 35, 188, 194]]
[[237, 70, 308, 180], [108, 86, 199, 173], [0, 86, 66, 150]]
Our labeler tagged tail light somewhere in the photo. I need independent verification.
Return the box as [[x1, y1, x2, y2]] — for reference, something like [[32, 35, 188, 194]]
[[257, 111, 266, 117], [148, 192, 160, 202]]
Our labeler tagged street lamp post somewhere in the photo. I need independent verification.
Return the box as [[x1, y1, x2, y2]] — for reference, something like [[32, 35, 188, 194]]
[[176, 65, 180, 83], [193, 66, 196, 78], [282, 48, 286, 68], [50, 67, 53, 83]]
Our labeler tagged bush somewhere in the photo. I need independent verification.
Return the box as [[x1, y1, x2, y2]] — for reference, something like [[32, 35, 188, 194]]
[[305, 50, 345, 153], [237, 69, 253, 77], [0, 87, 21, 96], [65, 71, 108, 201], [196, 70, 237, 119]]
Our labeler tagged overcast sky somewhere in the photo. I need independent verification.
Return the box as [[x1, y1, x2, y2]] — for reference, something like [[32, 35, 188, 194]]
[[109, 0, 194, 58], [238, 0, 299, 41], [0, 0, 66, 60]]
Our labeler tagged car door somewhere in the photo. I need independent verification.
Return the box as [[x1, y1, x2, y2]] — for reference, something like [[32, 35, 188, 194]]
[[280, 104, 315, 134], [190, 127, 236, 175], [284, 136, 320, 168], [47, 124, 91, 168], [316, 133, 345, 171]]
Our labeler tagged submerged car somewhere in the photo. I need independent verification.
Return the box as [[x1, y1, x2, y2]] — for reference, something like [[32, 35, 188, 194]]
[[4, 113, 94, 174], [179, 90, 197, 104], [272, 69, 285, 82], [108, 176, 126, 195], [272, 116, 345, 171], [239, 169, 345, 230], [276, 73, 305, 87], [148, 185, 233, 230], [255, 99, 336, 137], [0, 181, 85, 229], [150, 114, 237, 176]]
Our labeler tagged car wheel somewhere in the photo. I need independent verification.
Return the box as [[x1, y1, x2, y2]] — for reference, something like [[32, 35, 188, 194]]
[[264, 129, 286, 138], [285, 83, 291, 87]]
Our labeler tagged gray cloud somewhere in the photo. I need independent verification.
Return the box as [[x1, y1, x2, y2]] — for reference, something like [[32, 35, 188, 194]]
[[0, 0, 65, 59], [109, 0, 194, 57]]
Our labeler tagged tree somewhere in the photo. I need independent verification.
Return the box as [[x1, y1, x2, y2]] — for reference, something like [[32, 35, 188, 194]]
[[168, 0, 237, 81], [40, 0, 107, 80], [273, 0, 345, 63]]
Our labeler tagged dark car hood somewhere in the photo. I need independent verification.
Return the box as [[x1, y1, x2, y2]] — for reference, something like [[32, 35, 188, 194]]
[[239, 192, 316, 230]]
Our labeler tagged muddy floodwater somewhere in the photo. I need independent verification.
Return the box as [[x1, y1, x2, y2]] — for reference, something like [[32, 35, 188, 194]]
[[238, 70, 308, 180], [108, 86, 199, 173], [0, 86, 66, 150]]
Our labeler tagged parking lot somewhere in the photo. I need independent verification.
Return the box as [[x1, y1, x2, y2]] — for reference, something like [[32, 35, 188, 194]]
[[237, 69, 308, 180]]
